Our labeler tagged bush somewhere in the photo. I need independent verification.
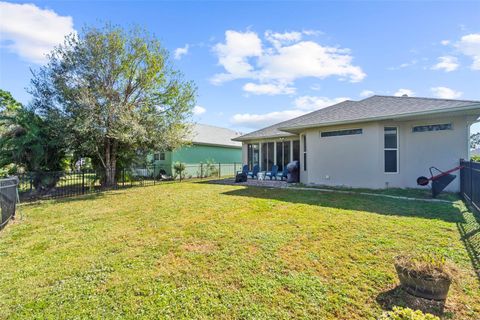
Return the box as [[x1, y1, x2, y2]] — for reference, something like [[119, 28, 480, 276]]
[[173, 162, 186, 180], [201, 160, 219, 178], [379, 306, 439, 320], [471, 155, 480, 162]]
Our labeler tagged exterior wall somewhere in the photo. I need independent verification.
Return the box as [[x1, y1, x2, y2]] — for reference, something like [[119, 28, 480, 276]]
[[150, 144, 242, 176], [301, 115, 470, 192], [171, 144, 242, 164]]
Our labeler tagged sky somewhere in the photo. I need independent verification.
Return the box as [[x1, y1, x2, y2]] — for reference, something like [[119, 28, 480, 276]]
[[1, 1, 479, 134]]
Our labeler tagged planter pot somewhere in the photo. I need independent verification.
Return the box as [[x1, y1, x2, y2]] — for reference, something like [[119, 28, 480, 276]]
[[395, 264, 451, 301]]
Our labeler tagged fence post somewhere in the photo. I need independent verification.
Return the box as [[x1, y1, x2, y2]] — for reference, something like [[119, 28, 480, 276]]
[[218, 163, 221, 178], [81, 168, 85, 194], [234, 162, 237, 175], [153, 164, 156, 186], [201, 163, 203, 179]]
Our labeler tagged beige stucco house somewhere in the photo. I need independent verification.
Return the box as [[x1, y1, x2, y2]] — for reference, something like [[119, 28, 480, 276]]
[[233, 95, 480, 192]]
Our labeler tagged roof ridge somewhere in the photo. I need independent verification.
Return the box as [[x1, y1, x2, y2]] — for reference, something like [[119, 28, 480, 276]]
[[369, 95, 480, 103]]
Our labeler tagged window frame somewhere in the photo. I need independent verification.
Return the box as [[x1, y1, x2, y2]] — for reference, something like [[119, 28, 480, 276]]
[[384, 126, 399, 174], [159, 152, 166, 161], [412, 123, 453, 133], [303, 134, 307, 171], [320, 128, 363, 138]]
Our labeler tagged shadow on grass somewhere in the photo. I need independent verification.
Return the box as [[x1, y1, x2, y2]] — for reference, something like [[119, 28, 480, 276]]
[[213, 184, 480, 285], [457, 206, 480, 282], [217, 185, 464, 223], [376, 286, 447, 317]]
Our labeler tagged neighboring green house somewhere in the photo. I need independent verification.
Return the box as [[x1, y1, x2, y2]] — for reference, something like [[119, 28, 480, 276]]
[[148, 124, 243, 177]]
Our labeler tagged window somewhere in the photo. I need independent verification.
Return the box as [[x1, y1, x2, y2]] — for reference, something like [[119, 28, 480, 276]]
[[276, 141, 291, 171], [303, 135, 307, 171], [247, 144, 259, 170], [412, 123, 452, 133], [154, 152, 166, 161], [384, 127, 398, 173], [321, 128, 362, 137], [261, 142, 274, 170]]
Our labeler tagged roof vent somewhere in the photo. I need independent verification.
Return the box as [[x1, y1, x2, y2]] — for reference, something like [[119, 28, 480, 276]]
[[402, 94, 408, 97]]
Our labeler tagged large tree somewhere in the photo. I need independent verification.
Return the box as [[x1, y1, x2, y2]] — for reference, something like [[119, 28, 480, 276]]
[[30, 25, 196, 186]]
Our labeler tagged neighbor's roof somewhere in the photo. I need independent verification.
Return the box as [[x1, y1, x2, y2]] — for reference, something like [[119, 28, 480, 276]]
[[234, 95, 480, 141], [280, 95, 480, 131], [190, 123, 242, 148], [472, 148, 480, 156]]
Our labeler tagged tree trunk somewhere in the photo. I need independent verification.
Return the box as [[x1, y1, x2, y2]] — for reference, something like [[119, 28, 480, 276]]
[[104, 138, 117, 187]]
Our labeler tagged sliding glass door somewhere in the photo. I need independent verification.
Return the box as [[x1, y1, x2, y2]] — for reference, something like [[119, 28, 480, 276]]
[[247, 143, 259, 170]]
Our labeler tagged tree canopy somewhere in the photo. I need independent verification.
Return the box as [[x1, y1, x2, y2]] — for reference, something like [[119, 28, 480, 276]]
[[30, 25, 196, 185], [0, 89, 66, 173]]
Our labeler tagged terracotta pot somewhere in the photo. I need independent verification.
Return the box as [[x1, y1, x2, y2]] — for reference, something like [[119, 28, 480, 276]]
[[395, 264, 451, 301]]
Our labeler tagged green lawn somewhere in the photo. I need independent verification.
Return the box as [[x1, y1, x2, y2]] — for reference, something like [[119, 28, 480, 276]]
[[0, 182, 479, 319]]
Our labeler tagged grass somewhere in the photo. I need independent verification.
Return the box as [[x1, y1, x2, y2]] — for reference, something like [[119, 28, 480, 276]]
[[0, 181, 479, 319]]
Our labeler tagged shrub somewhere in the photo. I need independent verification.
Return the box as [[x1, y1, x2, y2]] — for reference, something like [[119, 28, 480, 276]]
[[173, 162, 186, 180], [380, 306, 439, 320], [394, 253, 454, 281], [471, 155, 480, 162]]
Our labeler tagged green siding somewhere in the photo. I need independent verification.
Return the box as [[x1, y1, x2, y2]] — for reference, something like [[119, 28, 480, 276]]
[[172, 144, 241, 164], [150, 144, 242, 176]]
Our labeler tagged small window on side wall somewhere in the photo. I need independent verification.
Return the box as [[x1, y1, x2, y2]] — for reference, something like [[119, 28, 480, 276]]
[[153, 153, 159, 161], [159, 152, 165, 161], [412, 123, 452, 133], [384, 127, 398, 173]]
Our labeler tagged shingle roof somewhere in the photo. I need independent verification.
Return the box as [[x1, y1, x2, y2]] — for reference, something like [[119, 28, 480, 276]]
[[232, 100, 356, 141], [233, 95, 480, 141], [231, 117, 299, 141], [280, 95, 480, 131], [190, 123, 242, 148]]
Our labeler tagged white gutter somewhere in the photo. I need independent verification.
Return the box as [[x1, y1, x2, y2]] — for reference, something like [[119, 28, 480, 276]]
[[278, 103, 480, 133]]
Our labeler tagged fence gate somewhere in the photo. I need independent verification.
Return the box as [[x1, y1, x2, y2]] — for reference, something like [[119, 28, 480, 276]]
[[460, 160, 480, 213], [0, 177, 19, 230]]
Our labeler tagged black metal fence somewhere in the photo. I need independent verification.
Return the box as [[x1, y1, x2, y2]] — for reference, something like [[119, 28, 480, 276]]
[[0, 177, 19, 229], [12, 162, 241, 202], [460, 159, 480, 213]]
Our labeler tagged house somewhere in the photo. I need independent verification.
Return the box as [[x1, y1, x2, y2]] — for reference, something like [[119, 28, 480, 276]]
[[149, 123, 242, 176], [233, 95, 480, 192], [472, 148, 480, 157]]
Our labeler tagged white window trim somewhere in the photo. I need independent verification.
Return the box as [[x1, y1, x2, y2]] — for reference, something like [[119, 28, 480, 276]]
[[384, 126, 399, 174]]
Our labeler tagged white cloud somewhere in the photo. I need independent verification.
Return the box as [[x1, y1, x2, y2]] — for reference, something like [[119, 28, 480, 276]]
[[394, 89, 415, 97], [430, 87, 463, 99], [211, 30, 262, 84], [441, 40, 450, 46], [360, 90, 375, 97], [231, 96, 349, 129], [231, 110, 305, 129], [293, 96, 350, 111], [174, 44, 189, 60], [243, 82, 295, 95], [192, 105, 206, 115], [456, 33, 480, 70], [211, 29, 365, 92], [0, 1, 75, 64], [265, 30, 302, 48], [432, 56, 459, 72]]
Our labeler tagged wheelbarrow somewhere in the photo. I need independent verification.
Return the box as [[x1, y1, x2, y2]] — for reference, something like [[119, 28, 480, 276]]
[[417, 166, 463, 198]]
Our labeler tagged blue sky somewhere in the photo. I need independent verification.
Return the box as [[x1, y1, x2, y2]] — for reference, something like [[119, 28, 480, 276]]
[[1, 1, 479, 134]]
